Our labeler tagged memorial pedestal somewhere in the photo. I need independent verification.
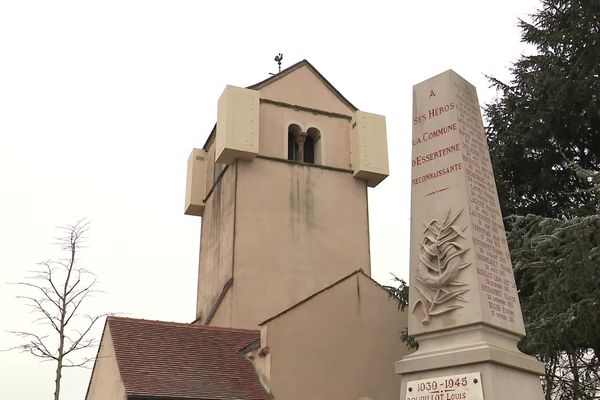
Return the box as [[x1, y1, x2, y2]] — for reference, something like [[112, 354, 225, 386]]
[[396, 324, 544, 400]]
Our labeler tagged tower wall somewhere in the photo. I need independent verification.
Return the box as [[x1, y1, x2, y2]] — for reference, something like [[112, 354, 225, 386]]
[[231, 157, 369, 329], [195, 164, 236, 323], [199, 157, 371, 329], [193, 61, 388, 329]]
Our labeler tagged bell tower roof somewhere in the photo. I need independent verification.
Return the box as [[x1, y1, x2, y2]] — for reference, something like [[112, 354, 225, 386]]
[[201, 59, 358, 151], [248, 59, 357, 115]]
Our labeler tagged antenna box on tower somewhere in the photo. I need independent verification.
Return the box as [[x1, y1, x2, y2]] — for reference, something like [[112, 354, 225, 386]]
[[215, 85, 260, 164], [351, 111, 389, 187]]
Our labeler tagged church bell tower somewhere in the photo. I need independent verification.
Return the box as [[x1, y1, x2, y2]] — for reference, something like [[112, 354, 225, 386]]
[[184, 60, 389, 330]]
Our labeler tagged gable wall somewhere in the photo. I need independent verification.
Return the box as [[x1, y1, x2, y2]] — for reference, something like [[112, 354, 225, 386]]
[[258, 65, 354, 116], [85, 326, 126, 400], [262, 273, 412, 400]]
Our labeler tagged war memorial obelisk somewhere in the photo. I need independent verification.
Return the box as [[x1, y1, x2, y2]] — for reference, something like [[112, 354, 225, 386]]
[[396, 70, 545, 400]]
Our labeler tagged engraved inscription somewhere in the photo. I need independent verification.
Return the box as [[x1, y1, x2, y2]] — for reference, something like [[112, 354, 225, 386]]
[[410, 70, 524, 335], [454, 82, 517, 324], [405, 372, 484, 400]]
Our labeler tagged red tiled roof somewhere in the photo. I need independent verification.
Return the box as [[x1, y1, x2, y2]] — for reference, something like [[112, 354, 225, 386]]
[[107, 316, 270, 400]]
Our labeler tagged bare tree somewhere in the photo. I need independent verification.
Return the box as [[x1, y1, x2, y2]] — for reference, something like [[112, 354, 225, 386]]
[[7, 220, 106, 400]]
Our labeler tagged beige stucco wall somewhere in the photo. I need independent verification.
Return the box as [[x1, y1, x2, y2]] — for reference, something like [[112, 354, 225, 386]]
[[197, 107, 362, 327], [85, 326, 126, 400], [259, 272, 411, 400], [195, 162, 236, 322], [258, 103, 353, 170], [222, 158, 370, 329], [206, 286, 233, 327], [197, 65, 374, 329], [257, 64, 354, 117], [204, 137, 217, 189]]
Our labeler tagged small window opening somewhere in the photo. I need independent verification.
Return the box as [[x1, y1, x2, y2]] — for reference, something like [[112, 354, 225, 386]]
[[287, 125, 321, 164], [288, 124, 302, 161], [306, 127, 321, 164], [304, 135, 315, 164]]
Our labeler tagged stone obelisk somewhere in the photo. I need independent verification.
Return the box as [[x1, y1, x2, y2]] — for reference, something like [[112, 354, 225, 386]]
[[396, 70, 544, 400]]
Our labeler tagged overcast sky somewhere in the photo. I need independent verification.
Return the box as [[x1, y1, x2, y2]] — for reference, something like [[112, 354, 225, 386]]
[[0, 1, 540, 399]]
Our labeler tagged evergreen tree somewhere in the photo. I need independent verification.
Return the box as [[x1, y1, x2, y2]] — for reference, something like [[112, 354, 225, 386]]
[[506, 214, 600, 399], [485, 0, 600, 219], [485, 1, 600, 398]]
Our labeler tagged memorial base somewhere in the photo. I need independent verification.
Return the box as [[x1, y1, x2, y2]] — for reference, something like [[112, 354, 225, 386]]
[[396, 324, 545, 400]]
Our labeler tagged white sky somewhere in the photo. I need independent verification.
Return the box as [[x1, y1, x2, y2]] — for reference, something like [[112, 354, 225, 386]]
[[0, 1, 540, 399]]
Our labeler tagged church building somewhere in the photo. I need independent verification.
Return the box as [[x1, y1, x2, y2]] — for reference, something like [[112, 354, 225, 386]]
[[85, 60, 412, 400]]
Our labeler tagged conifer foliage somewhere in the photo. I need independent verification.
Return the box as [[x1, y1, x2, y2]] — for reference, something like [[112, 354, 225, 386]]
[[485, 0, 600, 219], [485, 1, 600, 398], [506, 214, 600, 398]]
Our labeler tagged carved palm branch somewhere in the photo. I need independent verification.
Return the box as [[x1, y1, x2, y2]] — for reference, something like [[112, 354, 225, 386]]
[[413, 208, 471, 324]]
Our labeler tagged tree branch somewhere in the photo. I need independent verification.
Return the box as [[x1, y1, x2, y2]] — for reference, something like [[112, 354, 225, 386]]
[[6, 219, 105, 400]]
